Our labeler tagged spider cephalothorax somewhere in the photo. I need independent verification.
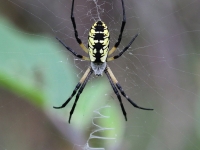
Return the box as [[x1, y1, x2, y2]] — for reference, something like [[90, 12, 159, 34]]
[[54, 0, 153, 123]]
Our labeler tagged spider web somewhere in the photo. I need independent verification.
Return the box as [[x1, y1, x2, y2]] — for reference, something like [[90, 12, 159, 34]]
[[0, 0, 200, 150]]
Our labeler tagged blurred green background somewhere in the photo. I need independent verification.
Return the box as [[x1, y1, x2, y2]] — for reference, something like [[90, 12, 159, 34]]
[[0, 0, 200, 150]]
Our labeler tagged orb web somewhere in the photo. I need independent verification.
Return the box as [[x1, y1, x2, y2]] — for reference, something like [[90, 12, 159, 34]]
[[0, 0, 200, 150]]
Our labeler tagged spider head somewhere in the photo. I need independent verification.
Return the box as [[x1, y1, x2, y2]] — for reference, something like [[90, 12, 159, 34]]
[[91, 62, 107, 76]]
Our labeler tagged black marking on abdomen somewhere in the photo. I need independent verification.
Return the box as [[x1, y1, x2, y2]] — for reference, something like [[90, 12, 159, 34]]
[[88, 21, 110, 63], [94, 33, 104, 40]]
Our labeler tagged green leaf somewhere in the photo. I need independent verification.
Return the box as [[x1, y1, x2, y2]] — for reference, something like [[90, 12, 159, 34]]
[[0, 15, 122, 127]]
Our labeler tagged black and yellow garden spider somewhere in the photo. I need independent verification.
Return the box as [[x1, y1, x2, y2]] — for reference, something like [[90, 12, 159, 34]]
[[54, 0, 153, 123]]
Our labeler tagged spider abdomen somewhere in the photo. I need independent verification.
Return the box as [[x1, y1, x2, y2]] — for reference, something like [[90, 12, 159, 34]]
[[88, 21, 110, 63]]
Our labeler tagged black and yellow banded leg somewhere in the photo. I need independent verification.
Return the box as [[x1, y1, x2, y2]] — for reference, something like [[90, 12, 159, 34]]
[[107, 34, 138, 61], [68, 68, 93, 123], [56, 37, 90, 60], [53, 67, 92, 109], [104, 68, 127, 121], [108, 0, 126, 56], [106, 67, 153, 111], [71, 0, 88, 54]]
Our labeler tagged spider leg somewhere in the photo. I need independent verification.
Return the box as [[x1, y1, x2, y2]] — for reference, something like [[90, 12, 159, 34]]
[[106, 67, 153, 111], [107, 34, 138, 61], [104, 69, 127, 121], [116, 83, 153, 110], [71, 0, 88, 53], [69, 68, 93, 123], [53, 67, 91, 109], [53, 82, 81, 109], [56, 37, 89, 61], [108, 0, 126, 56]]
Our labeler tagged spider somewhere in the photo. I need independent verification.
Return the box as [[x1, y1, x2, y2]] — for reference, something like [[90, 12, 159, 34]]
[[54, 0, 153, 123]]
